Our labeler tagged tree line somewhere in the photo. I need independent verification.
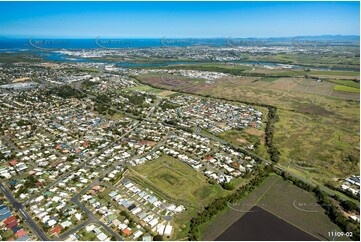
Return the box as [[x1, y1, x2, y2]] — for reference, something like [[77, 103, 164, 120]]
[[325, 182, 360, 201], [265, 107, 281, 163]]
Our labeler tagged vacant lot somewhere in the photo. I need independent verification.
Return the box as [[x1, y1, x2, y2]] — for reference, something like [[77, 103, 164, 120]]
[[132, 155, 227, 206], [124, 84, 163, 93], [125, 84, 176, 97], [137, 73, 207, 92], [200, 175, 349, 241], [218, 128, 269, 159], [221, 76, 260, 87]]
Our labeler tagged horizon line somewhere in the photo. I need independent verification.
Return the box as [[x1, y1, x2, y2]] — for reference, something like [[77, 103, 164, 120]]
[[1, 34, 360, 40]]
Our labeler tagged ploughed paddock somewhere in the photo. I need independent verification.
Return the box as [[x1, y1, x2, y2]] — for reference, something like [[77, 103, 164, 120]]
[[216, 206, 318, 241]]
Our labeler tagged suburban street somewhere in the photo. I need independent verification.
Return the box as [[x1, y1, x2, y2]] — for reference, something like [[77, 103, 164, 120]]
[[70, 183, 123, 241], [0, 182, 49, 241]]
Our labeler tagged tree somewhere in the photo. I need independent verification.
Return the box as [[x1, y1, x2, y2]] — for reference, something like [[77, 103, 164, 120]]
[[153, 235, 163, 241], [222, 182, 235, 190], [340, 200, 359, 212]]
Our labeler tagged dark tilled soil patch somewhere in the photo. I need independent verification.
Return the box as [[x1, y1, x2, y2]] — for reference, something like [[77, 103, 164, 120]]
[[294, 104, 334, 115], [216, 206, 318, 241]]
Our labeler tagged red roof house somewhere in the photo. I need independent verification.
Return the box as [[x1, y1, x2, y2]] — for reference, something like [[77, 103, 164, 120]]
[[92, 185, 100, 191], [15, 229, 28, 238], [3, 216, 16, 225], [123, 228, 132, 236], [51, 225, 63, 235], [6, 220, 18, 229]]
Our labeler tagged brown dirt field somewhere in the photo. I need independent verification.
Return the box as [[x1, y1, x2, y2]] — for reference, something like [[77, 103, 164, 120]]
[[181, 83, 213, 93], [142, 75, 192, 89], [330, 91, 360, 101], [253, 81, 273, 89], [245, 127, 263, 136], [221, 76, 258, 87], [289, 83, 312, 93], [291, 78, 326, 87], [236, 138, 248, 144], [13, 77, 31, 82], [286, 79, 334, 97], [147, 141, 157, 147], [141, 75, 215, 93], [268, 78, 297, 90], [158, 90, 176, 97], [301, 83, 335, 96]]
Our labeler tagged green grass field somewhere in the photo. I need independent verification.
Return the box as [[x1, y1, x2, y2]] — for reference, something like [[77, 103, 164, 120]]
[[330, 80, 360, 89], [124, 84, 163, 93], [200, 174, 349, 241], [131, 155, 230, 240], [104, 111, 126, 120], [217, 128, 269, 159], [333, 85, 360, 93], [132, 155, 227, 206]]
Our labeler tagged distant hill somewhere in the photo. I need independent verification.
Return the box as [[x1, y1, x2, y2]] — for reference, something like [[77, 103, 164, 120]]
[[280, 35, 359, 41], [239, 35, 359, 42]]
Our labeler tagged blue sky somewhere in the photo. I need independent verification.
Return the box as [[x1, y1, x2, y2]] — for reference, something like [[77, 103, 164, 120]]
[[0, 1, 359, 38]]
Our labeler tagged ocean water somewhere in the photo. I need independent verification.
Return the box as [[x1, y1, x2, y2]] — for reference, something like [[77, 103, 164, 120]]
[[0, 38, 229, 50]]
